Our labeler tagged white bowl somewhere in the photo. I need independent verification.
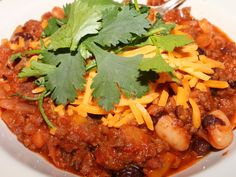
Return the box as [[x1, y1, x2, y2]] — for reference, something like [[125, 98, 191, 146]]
[[0, 0, 235, 176]]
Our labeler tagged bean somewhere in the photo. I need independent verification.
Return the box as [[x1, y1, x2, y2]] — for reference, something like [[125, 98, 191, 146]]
[[155, 115, 190, 151], [113, 165, 144, 177], [202, 110, 233, 149]]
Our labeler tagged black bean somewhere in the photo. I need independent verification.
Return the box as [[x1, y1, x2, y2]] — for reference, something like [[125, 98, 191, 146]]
[[113, 165, 144, 177], [2, 75, 7, 81], [202, 115, 225, 129], [87, 113, 103, 120], [191, 136, 211, 156], [197, 48, 205, 55], [210, 88, 218, 97], [15, 32, 34, 41], [228, 80, 236, 89]]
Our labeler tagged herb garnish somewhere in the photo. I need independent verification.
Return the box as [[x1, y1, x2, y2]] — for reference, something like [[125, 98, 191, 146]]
[[16, 0, 193, 128]]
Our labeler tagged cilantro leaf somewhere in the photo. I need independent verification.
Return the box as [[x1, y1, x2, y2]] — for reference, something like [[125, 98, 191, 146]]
[[94, 6, 150, 47], [87, 43, 148, 111], [79, 43, 92, 59], [150, 13, 176, 35], [45, 52, 86, 105], [50, 0, 118, 51], [43, 18, 61, 37], [19, 51, 86, 105], [151, 34, 193, 52], [41, 50, 62, 65], [63, 3, 72, 18], [139, 54, 173, 73], [18, 61, 56, 78], [128, 3, 150, 14]]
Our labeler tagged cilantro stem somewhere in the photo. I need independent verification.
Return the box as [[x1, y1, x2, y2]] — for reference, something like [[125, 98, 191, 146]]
[[86, 60, 97, 71], [38, 91, 56, 130], [11, 93, 40, 101], [24, 49, 43, 55], [133, 0, 140, 12], [10, 49, 43, 62], [11, 91, 55, 130], [145, 27, 166, 37]]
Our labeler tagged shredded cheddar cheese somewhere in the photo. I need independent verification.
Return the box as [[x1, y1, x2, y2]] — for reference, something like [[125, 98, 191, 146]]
[[129, 101, 145, 125], [189, 98, 201, 128], [189, 77, 198, 88], [114, 113, 134, 128], [158, 90, 169, 107], [204, 80, 229, 89], [176, 87, 188, 108], [32, 86, 46, 94], [199, 55, 225, 69], [196, 83, 208, 92], [182, 77, 191, 97], [54, 105, 65, 117], [135, 102, 154, 131], [10, 37, 25, 50], [119, 93, 158, 106]]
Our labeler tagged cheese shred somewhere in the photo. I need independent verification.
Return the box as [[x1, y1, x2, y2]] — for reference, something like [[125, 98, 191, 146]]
[[189, 98, 201, 129], [158, 90, 169, 107]]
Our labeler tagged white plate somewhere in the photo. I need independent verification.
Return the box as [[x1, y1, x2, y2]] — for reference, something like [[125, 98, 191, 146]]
[[0, 0, 235, 177]]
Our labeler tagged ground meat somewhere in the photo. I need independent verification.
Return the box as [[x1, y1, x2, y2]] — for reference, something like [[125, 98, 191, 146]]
[[22, 20, 43, 40], [12, 32, 34, 42], [95, 126, 168, 170], [164, 7, 193, 24], [148, 104, 165, 124], [0, 45, 12, 66], [213, 88, 236, 119], [147, 0, 165, 6], [175, 106, 192, 122], [190, 89, 215, 116]]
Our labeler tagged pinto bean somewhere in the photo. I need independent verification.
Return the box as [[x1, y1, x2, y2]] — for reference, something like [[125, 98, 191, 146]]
[[155, 115, 191, 151], [202, 110, 233, 149]]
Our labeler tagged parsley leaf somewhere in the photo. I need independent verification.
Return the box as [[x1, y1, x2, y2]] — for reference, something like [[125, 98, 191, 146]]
[[152, 34, 193, 52], [45, 52, 86, 105], [139, 54, 173, 73], [50, 0, 118, 51], [94, 6, 150, 47], [86, 42, 148, 111]]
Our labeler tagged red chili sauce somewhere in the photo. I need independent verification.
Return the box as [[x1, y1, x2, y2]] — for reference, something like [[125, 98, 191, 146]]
[[0, 6, 235, 177]]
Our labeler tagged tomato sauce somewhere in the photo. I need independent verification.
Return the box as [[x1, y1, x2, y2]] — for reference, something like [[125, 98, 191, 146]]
[[0, 4, 235, 177]]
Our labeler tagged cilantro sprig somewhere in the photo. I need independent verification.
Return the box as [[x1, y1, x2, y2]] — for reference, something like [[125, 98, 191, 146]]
[[86, 42, 148, 111], [94, 6, 150, 47], [17, 0, 193, 117]]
